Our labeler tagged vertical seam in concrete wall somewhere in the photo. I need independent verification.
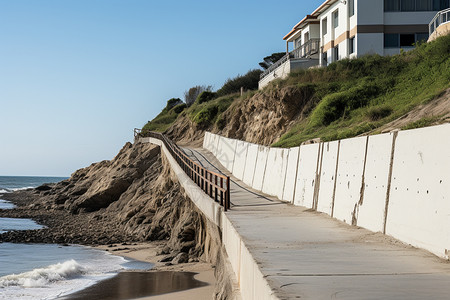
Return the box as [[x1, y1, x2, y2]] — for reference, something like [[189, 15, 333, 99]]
[[292, 147, 302, 204], [313, 143, 325, 211], [215, 134, 220, 157], [241, 143, 250, 181], [281, 149, 290, 201], [331, 140, 341, 218], [251, 149, 260, 187], [383, 131, 398, 234], [354, 135, 370, 226], [260, 147, 270, 192], [231, 139, 238, 174]]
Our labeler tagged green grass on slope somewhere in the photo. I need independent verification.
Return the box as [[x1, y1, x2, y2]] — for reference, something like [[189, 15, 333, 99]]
[[142, 92, 245, 133], [142, 102, 187, 133], [272, 35, 450, 147]]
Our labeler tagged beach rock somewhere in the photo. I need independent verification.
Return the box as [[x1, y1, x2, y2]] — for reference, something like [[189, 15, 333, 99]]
[[172, 252, 188, 264]]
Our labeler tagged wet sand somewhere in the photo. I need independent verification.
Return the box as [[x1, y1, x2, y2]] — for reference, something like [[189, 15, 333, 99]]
[[61, 271, 208, 300], [70, 243, 216, 300]]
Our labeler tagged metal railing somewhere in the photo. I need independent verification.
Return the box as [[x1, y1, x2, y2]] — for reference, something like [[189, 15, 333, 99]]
[[429, 8, 450, 36], [290, 38, 320, 59], [260, 38, 321, 79], [260, 53, 290, 79], [135, 129, 231, 211]]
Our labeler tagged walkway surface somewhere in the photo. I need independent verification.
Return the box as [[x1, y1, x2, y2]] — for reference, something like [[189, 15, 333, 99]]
[[183, 147, 450, 299]]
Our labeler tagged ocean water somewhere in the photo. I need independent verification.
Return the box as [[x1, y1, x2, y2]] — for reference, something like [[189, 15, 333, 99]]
[[0, 176, 151, 299]]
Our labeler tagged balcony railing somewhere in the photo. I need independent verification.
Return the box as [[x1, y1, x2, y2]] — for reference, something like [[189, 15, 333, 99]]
[[289, 38, 320, 59], [429, 8, 450, 36], [260, 38, 321, 79]]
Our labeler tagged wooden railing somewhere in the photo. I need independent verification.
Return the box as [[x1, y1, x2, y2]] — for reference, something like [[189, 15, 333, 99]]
[[136, 130, 231, 211]]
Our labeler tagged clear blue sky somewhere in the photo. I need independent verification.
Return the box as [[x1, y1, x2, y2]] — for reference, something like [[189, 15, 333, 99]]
[[0, 0, 322, 177]]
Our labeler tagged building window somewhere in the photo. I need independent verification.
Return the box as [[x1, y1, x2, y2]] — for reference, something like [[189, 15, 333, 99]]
[[384, 33, 429, 48], [322, 17, 328, 35], [401, 0, 416, 10], [385, 0, 400, 11], [333, 10, 339, 29], [384, 33, 399, 47], [400, 34, 415, 46], [384, 0, 449, 11], [416, 32, 429, 43], [333, 46, 339, 61], [349, 37, 355, 54], [349, 0, 355, 16], [416, 0, 433, 10]]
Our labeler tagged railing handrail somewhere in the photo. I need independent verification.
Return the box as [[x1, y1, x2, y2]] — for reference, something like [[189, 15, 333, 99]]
[[429, 7, 450, 36], [260, 38, 321, 80], [260, 53, 290, 79], [136, 130, 231, 211]]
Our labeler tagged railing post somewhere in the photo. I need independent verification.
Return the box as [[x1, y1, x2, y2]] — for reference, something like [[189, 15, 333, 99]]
[[220, 177, 224, 207], [226, 176, 230, 211], [215, 176, 218, 203]]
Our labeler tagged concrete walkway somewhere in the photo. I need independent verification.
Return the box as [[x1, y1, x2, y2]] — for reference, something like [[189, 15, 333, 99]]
[[183, 147, 450, 299]]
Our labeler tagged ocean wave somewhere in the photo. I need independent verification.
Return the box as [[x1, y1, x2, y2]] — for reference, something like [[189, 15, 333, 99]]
[[0, 189, 11, 194], [0, 260, 85, 288], [11, 186, 35, 191]]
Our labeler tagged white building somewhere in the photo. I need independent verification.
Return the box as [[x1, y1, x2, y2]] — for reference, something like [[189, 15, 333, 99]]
[[259, 0, 449, 89]]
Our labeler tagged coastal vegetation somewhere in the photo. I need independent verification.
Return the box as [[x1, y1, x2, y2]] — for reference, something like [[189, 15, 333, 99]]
[[142, 35, 450, 147]]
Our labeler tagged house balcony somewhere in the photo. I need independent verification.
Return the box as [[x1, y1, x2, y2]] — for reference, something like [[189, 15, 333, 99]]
[[259, 39, 320, 89], [428, 8, 450, 41]]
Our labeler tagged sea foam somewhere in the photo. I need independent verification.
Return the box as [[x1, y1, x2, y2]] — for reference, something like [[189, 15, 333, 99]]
[[0, 260, 85, 288]]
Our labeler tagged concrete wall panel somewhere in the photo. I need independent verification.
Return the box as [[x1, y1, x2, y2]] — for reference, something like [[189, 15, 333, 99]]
[[277, 149, 290, 200], [262, 148, 287, 197], [386, 124, 450, 258], [316, 141, 340, 215], [357, 133, 394, 233], [233, 140, 249, 181], [243, 143, 259, 187], [217, 137, 237, 171], [294, 143, 321, 208], [253, 146, 270, 191], [282, 147, 300, 202], [333, 136, 367, 225]]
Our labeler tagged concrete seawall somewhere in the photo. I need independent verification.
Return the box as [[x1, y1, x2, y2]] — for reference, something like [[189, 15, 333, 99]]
[[203, 124, 450, 260], [140, 136, 276, 300]]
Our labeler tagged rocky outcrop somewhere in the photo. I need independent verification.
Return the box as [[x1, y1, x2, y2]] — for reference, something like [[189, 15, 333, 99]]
[[219, 85, 315, 145], [1, 141, 238, 299], [1, 143, 208, 261]]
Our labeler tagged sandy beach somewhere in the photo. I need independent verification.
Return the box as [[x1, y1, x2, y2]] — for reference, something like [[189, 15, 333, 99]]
[[92, 242, 216, 300]]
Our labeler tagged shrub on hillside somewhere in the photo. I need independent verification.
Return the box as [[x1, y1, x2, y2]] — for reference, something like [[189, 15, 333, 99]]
[[166, 98, 183, 109], [197, 91, 217, 104], [216, 69, 262, 97]]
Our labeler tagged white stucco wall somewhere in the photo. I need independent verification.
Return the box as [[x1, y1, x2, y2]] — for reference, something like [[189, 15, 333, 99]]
[[316, 141, 340, 216], [253, 146, 270, 191], [233, 140, 249, 181], [385, 124, 450, 259], [293, 143, 321, 208], [384, 11, 437, 25], [357, 33, 384, 56], [282, 147, 300, 202], [333, 136, 367, 225], [357, 0, 383, 25], [258, 60, 291, 89], [357, 133, 394, 233]]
